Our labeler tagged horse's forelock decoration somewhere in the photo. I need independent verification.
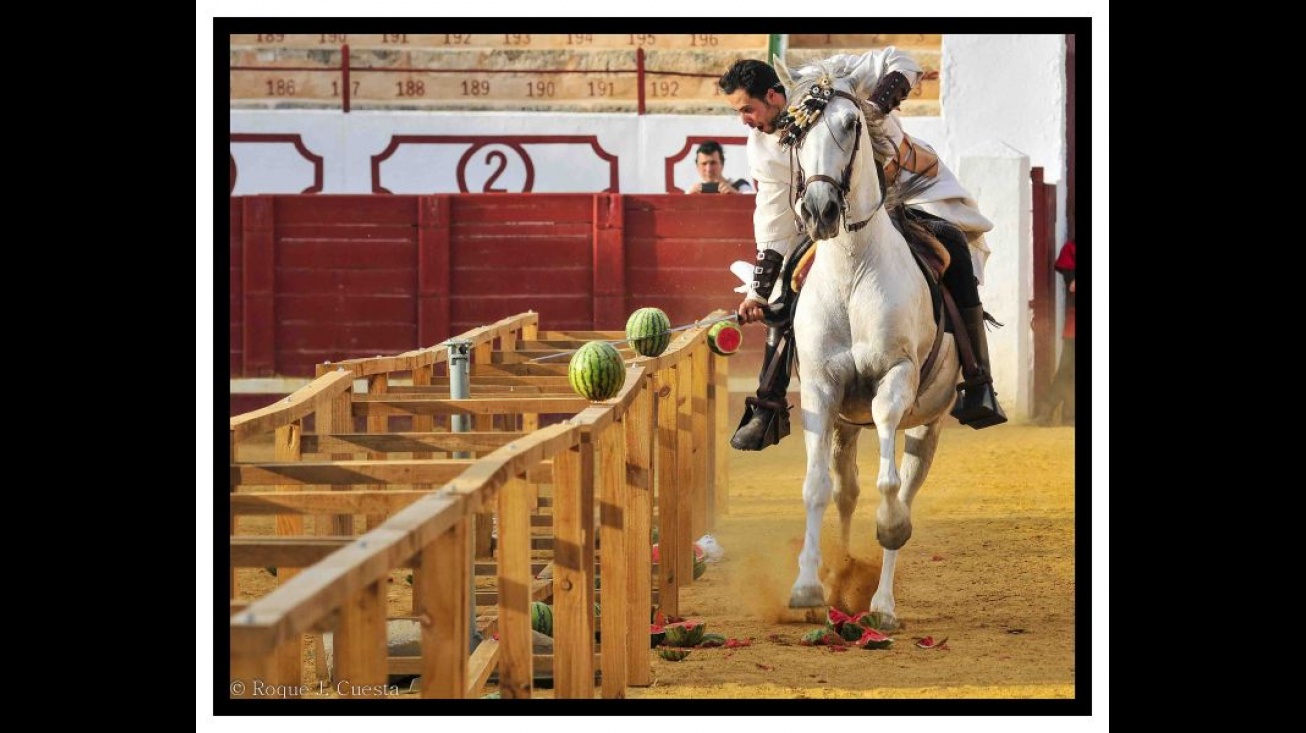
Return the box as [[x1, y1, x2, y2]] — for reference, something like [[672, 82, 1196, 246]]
[[778, 75, 836, 150]]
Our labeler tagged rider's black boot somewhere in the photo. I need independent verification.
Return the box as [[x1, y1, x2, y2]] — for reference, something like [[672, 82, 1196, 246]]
[[950, 304, 1008, 429], [730, 325, 793, 450]]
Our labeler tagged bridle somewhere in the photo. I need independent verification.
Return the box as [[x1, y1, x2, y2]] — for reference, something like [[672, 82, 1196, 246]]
[[783, 86, 887, 236]]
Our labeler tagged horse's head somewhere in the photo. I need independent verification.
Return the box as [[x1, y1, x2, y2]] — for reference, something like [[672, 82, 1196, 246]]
[[776, 61, 888, 242]]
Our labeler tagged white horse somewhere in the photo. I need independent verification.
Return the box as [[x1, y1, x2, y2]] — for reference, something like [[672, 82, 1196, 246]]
[[778, 62, 964, 632]]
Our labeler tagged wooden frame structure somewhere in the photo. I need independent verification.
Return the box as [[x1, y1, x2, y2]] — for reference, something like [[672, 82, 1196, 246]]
[[229, 310, 730, 699]]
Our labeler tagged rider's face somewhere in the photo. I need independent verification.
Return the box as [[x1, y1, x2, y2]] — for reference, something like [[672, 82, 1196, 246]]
[[726, 88, 786, 135]]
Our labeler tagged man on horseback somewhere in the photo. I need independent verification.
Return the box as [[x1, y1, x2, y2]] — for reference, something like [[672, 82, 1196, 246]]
[[719, 50, 1007, 451]]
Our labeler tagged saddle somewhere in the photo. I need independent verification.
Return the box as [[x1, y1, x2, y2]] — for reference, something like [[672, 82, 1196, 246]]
[[788, 210, 954, 329]]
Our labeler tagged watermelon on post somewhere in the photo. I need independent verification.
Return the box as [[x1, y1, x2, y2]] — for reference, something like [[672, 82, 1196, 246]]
[[626, 307, 672, 357], [707, 320, 743, 356], [568, 341, 626, 401]]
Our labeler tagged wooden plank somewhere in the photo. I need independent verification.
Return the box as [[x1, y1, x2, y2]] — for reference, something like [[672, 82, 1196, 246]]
[[242, 196, 276, 377], [691, 341, 709, 541], [623, 379, 654, 686], [593, 194, 625, 330], [408, 375, 574, 388], [419, 521, 471, 698], [334, 581, 387, 697], [233, 459, 482, 486], [497, 476, 534, 699], [551, 443, 594, 698], [232, 489, 432, 517], [655, 366, 680, 617], [676, 355, 695, 585], [351, 394, 592, 416], [301, 431, 527, 454], [466, 638, 500, 698], [472, 362, 571, 377], [596, 422, 628, 697], [230, 370, 354, 440]]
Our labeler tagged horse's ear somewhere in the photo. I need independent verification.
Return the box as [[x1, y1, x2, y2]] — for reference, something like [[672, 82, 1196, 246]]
[[773, 54, 796, 98]]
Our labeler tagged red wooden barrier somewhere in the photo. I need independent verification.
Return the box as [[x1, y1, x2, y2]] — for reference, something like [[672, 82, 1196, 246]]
[[228, 194, 757, 380], [1030, 167, 1059, 409]]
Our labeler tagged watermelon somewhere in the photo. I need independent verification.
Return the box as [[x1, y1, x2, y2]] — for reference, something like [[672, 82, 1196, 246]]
[[693, 554, 707, 580], [698, 633, 727, 647], [530, 601, 553, 637], [662, 621, 707, 647], [707, 320, 743, 356], [626, 307, 672, 357], [568, 341, 626, 401], [658, 648, 691, 661]]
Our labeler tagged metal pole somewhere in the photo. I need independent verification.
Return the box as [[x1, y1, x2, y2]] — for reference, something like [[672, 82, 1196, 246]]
[[444, 339, 481, 652]]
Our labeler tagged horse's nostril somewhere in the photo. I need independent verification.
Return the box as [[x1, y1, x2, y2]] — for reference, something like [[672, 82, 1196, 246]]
[[822, 200, 840, 223]]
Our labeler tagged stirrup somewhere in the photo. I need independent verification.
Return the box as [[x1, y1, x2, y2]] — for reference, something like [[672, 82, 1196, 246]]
[[951, 379, 1008, 429], [731, 396, 792, 450]]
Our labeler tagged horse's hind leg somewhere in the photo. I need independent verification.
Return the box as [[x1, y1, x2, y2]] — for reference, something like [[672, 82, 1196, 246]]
[[832, 422, 862, 551], [870, 418, 944, 631]]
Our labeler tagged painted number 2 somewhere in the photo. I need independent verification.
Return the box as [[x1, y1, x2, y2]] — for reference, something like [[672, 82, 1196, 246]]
[[482, 151, 508, 192]]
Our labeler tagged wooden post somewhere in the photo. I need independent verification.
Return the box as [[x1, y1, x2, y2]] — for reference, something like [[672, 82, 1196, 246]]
[[272, 422, 304, 691], [419, 520, 472, 698], [365, 373, 389, 530], [472, 341, 495, 557], [597, 421, 629, 698], [690, 341, 709, 542], [675, 358, 695, 584], [313, 389, 355, 536], [552, 443, 594, 698], [655, 366, 680, 617], [497, 477, 534, 699], [711, 349, 730, 521], [334, 580, 387, 697], [624, 381, 654, 686]]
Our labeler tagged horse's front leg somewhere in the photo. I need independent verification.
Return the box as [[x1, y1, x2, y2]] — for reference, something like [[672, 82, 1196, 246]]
[[871, 361, 917, 551], [789, 381, 838, 608], [870, 419, 943, 631], [832, 422, 862, 551]]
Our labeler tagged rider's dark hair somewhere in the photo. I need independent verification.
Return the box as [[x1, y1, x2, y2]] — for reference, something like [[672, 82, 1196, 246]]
[[719, 59, 784, 100]]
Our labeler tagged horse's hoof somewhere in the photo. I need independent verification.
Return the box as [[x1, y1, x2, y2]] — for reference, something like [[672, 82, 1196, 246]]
[[788, 584, 826, 608], [870, 612, 903, 633], [876, 521, 913, 551]]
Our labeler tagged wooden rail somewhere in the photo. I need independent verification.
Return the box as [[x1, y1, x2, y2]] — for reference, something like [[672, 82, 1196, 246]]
[[229, 310, 730, 699]]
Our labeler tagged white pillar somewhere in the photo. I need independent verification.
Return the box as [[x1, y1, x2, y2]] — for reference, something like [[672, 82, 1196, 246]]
[[958, 141, 1032, 417]]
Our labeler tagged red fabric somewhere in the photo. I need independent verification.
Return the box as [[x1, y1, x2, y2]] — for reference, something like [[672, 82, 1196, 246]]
[[1055, 241, 1076, 339]]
